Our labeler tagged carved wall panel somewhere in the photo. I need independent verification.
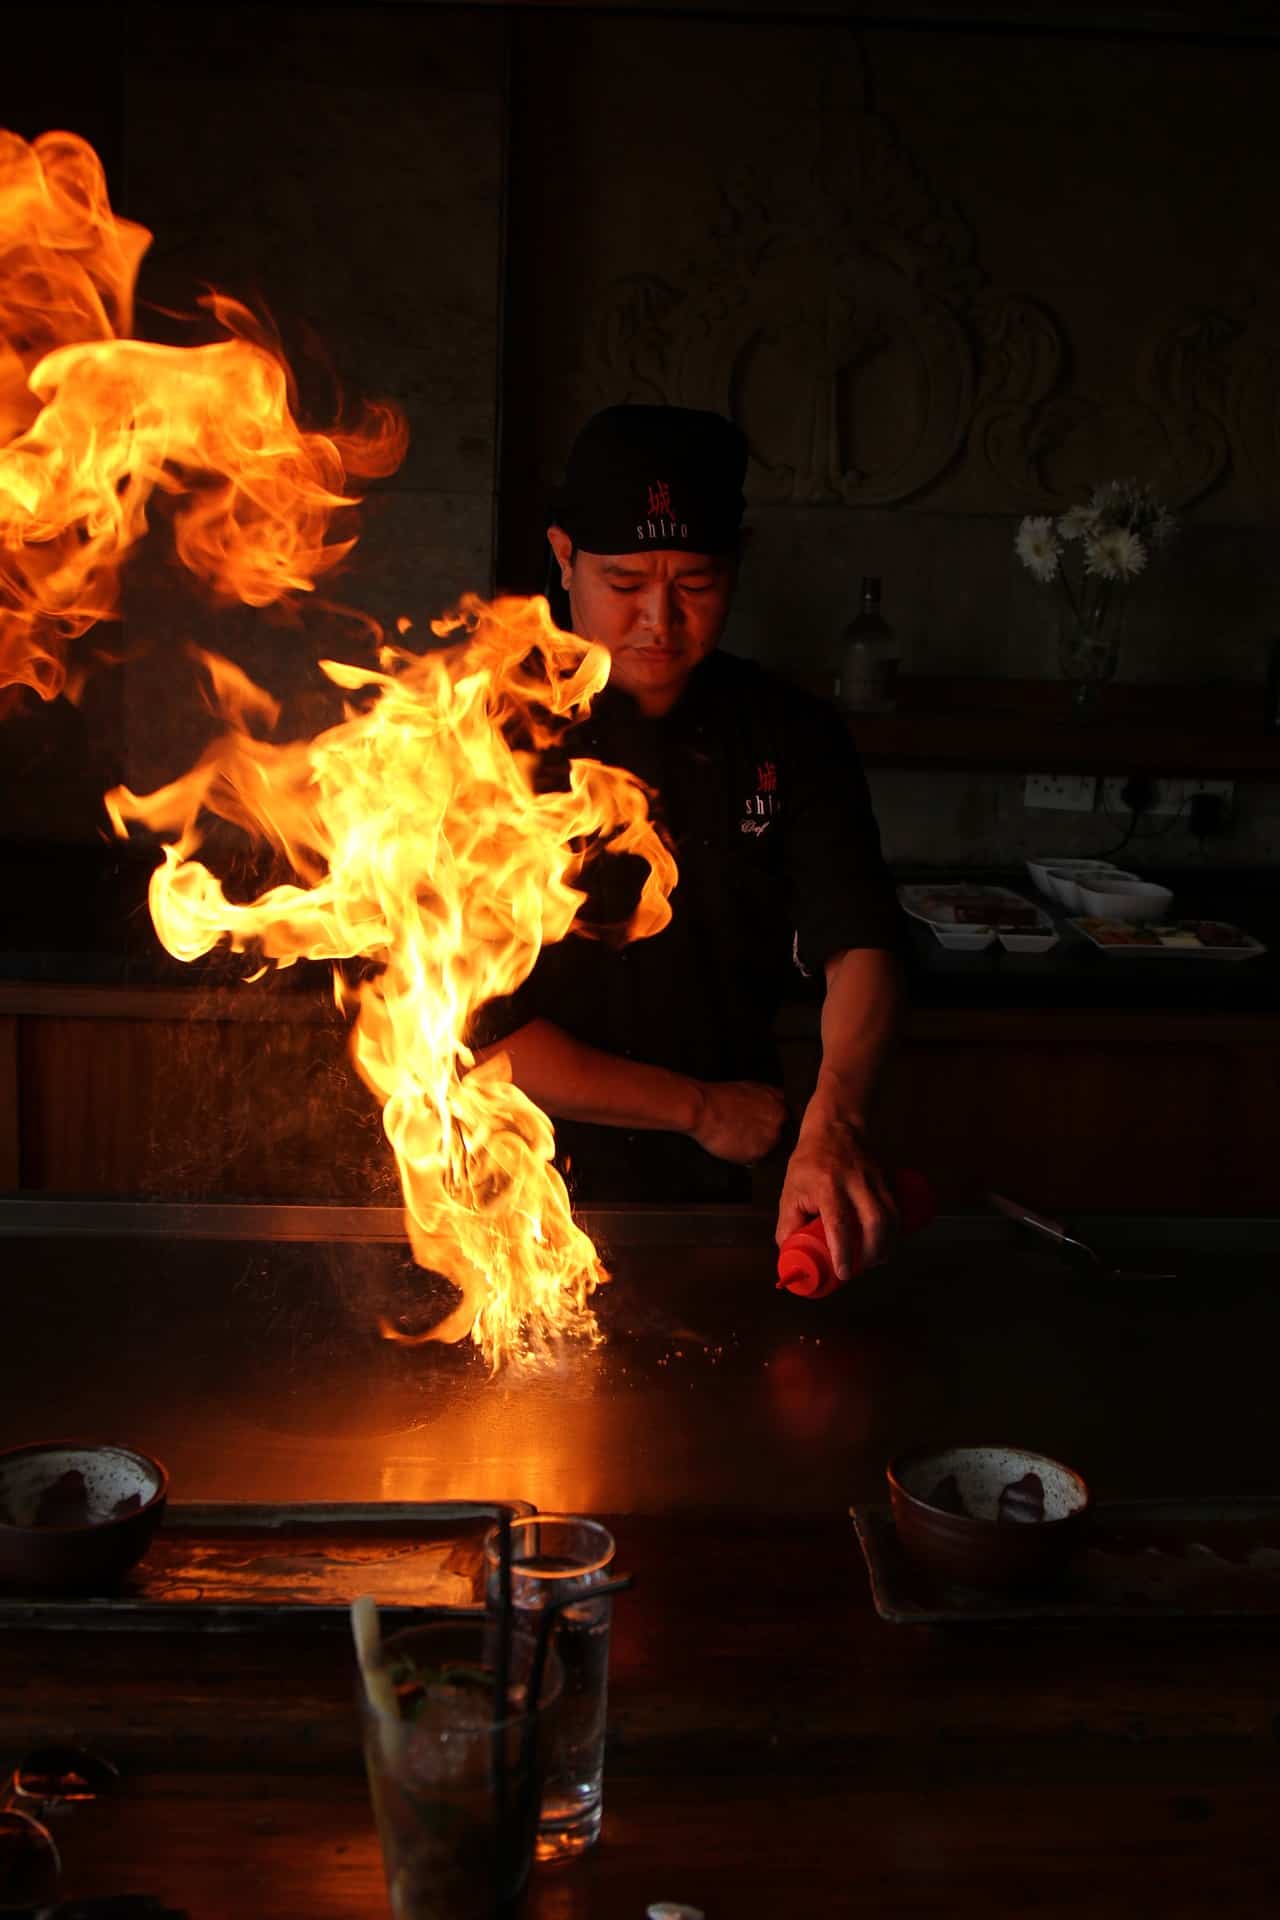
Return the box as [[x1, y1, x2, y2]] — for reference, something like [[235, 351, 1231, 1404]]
[[497, 12, 1280, 744], [578, 51, 983, 508], [1227, 239, 1280, 514], [542, 27, 1271, 522]]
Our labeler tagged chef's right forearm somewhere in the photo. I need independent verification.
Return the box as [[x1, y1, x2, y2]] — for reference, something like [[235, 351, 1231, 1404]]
[[477, 1018, 705, 1134]]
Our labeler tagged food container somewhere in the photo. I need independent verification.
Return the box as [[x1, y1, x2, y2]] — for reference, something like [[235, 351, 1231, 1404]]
[[1025, 858, 1119, 902], [996, 926, 1061, 954], [931, 925, 996, 951], [1042, 865, 1140, 913], [1071, 917, 1267, 961], [1075, 876, 1174, 921], [0, 1441, 169, 1592], [897, 885, 1058, 954], [887, 1444, 1090, 1590]]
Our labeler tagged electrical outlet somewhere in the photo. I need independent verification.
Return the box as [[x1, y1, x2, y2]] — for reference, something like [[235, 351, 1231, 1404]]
[[1101, 777, 1235, 818], [1024, 773, 1098, 812]]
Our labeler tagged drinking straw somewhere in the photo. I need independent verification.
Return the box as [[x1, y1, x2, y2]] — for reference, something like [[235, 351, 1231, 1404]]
[[350, 1592, 401, 1768]]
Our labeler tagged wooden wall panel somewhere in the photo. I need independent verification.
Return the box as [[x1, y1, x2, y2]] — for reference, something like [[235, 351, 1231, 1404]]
[[780, 1012, 1280, 1214], [10, 1003, 1278, 1213], [16, 1016, 395, 1203], [0, 1017, 18, 1189], [881, 1020, 1280, 1212]]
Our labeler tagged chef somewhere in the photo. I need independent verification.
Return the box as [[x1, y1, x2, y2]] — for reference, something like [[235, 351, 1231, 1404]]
[[482, 405, 904, 1278]]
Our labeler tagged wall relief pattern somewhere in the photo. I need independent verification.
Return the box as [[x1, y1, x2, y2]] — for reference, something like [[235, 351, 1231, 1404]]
[[575, 48, 1255, 516], [1225, 236, 1280, 516]]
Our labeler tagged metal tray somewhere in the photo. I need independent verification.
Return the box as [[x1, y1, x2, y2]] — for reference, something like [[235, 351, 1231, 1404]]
[[0, 1500, 531, 1631], [852, 1497, 1280, 1624]]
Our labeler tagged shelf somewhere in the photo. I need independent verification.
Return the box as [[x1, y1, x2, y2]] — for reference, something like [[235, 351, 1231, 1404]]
[[830, 678, 1280, 777], [850, 713, 1280, 775]]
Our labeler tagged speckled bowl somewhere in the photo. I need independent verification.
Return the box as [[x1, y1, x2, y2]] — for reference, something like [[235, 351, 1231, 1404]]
[[0, 1442, 168, 1592], [887, 1444, 1090, 1590]]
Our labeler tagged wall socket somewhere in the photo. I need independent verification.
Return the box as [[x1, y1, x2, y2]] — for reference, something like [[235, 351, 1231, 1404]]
[[1024, 774, 1098, 812], [1100, 777, 1235, 818]]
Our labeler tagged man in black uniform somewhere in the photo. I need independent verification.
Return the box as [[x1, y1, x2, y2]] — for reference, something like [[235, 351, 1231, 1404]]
[[486, 405, 903, 1279]]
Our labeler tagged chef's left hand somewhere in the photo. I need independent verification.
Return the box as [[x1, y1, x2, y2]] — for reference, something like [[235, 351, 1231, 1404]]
[[776, 1114, 898, 1283]]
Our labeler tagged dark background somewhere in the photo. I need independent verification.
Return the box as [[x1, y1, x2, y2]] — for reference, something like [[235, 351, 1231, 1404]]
[[0, 3, 1277, 1218], [2, 1, 1279, 868]]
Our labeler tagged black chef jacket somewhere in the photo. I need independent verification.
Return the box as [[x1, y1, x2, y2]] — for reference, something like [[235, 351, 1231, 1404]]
[[480, 648, 901, 1202]]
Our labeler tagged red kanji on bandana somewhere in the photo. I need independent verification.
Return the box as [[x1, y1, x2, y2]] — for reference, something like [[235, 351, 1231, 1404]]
[[646, 480, 674, 517], [757, 761, 778, 793]]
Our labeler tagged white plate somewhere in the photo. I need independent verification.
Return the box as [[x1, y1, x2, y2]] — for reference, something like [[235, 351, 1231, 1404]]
[[1068, 917, 1267, 961]]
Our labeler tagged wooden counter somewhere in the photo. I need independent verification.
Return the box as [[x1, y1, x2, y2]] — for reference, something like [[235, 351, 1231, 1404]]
[[1, 1218, 1279, 1916]]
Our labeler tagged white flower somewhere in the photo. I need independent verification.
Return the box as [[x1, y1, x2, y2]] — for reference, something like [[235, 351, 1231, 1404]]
[[1058, 506, 1101, 541], [1015, 515, 1062, 583], [1085, 527, 1148, 581]]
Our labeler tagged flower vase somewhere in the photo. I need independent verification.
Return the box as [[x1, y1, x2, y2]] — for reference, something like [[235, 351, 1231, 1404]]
[[1058, 587, 1127, 716]]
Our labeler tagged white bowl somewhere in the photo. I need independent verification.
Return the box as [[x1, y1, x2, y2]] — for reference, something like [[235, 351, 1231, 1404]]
[[1076, 877, 1173, 921], [1043, 865, 1140, 912], [1040, 868, 1084, 911], [1025, 859, 1120, 904], [1030, 858, 1120, 874], [1043, 867, 1113, 910]]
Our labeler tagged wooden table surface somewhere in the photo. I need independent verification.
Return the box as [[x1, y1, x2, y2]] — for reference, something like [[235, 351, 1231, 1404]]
[[3, 1213, 1280, 1917]]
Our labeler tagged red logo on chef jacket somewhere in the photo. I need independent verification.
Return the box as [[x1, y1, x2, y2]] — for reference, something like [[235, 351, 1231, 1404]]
[[741, 760, 779, 836]]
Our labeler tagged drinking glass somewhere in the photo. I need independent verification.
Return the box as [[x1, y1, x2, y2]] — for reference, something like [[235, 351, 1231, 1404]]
[[0, 1745, 120, 1904], [484, 1514, 616, 1859], [359, 1613, 561, 1920]]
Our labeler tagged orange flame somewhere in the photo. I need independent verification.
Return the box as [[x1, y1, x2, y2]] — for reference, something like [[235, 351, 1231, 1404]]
[[5, 129, 667, 1368], [0, 129, 406, 706], [107, 595, 677, 1369]]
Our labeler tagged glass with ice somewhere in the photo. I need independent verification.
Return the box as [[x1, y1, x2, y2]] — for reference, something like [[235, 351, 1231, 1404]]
[[358, 1614, 561, 1920], [484, 1515, 616, 1859]]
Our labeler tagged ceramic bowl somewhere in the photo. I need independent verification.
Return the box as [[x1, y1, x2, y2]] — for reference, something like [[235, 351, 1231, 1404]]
[[0, 1441, 168, 1592], [887, 1443, 1090, 1590], [1042, 865, 1140, 913], [1076, 876, 1174, 922], [1025, 859, 1118, 902]]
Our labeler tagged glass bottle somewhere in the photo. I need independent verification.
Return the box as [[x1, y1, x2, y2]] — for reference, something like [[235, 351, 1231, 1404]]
[[839, 576, 899, 712]]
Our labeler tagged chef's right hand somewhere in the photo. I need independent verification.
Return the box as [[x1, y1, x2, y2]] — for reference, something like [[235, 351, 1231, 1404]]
[[688, 1080, 787, 1164]]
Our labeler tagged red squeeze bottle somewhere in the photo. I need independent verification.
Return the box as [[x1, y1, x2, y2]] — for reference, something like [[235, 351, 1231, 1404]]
[[775, 1168, 936, 1298]]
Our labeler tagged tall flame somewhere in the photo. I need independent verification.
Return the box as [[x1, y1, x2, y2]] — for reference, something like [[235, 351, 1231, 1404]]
[[5, 127, 669, 1368], [0, 129, 406, 706], [106, 595, 678, 1370]]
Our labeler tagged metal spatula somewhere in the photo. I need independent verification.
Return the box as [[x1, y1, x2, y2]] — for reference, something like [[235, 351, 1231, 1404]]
[[988, 1192, 1177, 1282]]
